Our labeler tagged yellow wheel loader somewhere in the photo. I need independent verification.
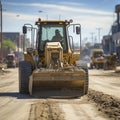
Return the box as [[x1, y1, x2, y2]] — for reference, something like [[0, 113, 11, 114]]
[[19, 18, 89, 97], [90, 49, 105, 69]]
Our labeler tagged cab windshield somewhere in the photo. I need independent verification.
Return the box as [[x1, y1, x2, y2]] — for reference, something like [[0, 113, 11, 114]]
[[38, 24, 67, 51]]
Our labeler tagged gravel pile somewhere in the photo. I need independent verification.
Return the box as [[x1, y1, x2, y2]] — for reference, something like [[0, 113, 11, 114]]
[[88, 89, 120, 120]]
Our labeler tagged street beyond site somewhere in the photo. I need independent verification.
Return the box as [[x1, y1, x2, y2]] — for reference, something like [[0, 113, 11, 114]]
[[0, 68, 120, 120]]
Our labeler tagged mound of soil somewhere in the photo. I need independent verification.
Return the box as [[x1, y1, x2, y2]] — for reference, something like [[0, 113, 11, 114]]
[[88, 89, 120, 120]]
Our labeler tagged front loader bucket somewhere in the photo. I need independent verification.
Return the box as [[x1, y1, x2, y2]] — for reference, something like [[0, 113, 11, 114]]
[[29, 69, 86, 97]]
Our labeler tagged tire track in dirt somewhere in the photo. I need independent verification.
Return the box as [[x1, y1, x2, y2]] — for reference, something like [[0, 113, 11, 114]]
[[0, 81, 15, 88], [0, 98, 13, 109], [28, 100, 65, 120]]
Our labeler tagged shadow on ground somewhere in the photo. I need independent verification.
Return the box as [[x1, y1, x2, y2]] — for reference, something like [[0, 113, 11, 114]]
[[0, 90, 83, 99], [0, 92, 33, 99]]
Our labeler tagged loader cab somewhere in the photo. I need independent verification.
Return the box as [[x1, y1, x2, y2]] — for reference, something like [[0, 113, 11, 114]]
[[36, 21, 68, 53], [35, 19, 81, 54]]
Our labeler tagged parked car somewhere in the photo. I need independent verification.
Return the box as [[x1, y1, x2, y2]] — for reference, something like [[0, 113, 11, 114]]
[[6, 54, 17, 68]]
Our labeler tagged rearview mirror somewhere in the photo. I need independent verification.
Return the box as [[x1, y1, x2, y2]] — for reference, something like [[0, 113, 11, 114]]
[[76, 26, 80, 34], [23, 26, 27, 34]]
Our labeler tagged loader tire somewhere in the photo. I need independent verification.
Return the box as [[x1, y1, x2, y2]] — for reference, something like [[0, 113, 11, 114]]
[[19, 61, 32, 94], [76, 61, 89, 95]]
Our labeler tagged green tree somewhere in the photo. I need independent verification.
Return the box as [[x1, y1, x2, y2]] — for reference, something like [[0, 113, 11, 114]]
[[2, 39, 16, 51], [85, 42, 91, 48]]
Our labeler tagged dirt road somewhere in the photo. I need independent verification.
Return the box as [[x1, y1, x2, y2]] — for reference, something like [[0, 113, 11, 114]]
[[0, 68, 120, 120], [89, 69, 120, 98]]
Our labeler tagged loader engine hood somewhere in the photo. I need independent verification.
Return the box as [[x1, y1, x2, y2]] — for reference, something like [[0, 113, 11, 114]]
[[45, 42, 63, 69]]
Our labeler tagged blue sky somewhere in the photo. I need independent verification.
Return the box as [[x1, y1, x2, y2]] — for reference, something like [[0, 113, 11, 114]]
[[1, 0, 120, 43]]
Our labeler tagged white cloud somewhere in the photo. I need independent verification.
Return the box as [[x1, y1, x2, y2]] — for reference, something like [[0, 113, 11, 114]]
[[3, 11, 38, 20], [5, 2, 112, 16], [3, 1, 114, 39], [3, 12, 39, 33], [70, 14, 114, 41], [57, 1, 84, 6]]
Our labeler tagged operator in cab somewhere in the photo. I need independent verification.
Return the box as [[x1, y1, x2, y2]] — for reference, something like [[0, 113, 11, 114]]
[[52, 29, 62, 42]]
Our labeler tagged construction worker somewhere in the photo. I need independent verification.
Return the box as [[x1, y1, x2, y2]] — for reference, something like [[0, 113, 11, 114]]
[[52, 29, 62, 42]]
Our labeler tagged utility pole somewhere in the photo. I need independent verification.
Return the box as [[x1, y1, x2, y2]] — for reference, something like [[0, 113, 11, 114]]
[[96, 28, 102, 43], [0, 0, 2, 57], [90, 32, 95, 45]]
